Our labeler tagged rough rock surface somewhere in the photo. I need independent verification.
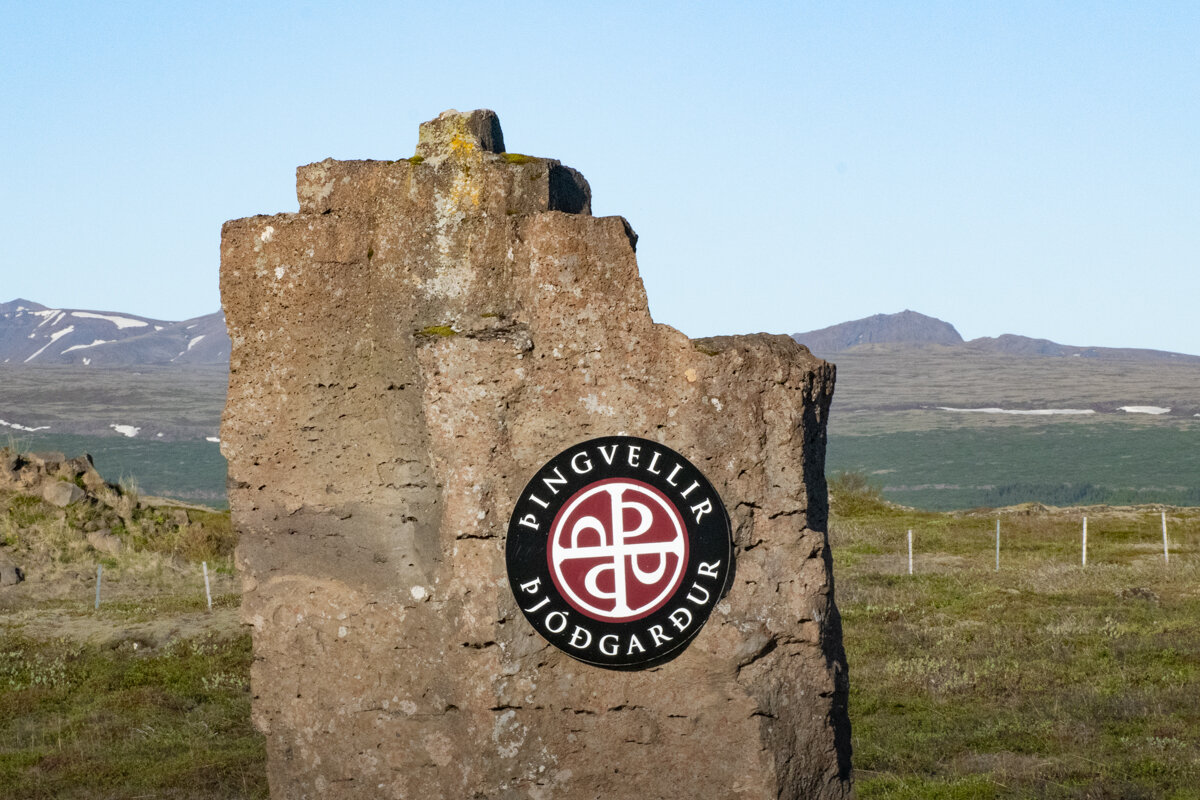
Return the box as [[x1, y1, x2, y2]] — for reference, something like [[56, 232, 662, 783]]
[[86, 529, 123, 556], [43, 480, 85, 507], [0, 564, 24, 587], [1, 451, 104, 498], [220, 109, 852, 799], [0, 448, 142, 526]]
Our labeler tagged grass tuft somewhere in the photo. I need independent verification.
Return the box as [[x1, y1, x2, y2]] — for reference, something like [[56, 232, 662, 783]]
[[829, 471, 893, 517]]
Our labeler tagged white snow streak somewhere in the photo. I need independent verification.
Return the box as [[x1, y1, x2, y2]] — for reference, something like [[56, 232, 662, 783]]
[[205, 436, 220, 443], [937, 406, 1095, 416], [61, 339, 111, 354], [71, 311, 148, 329], [31, 309, 61, 327], [110, 424, 141, 438], [0, 418, 50, 432], [34, 310, 66, 329], [24, 325, 76, 362], [1119, 406, 1171, 415], [186, 334, 206, 350]]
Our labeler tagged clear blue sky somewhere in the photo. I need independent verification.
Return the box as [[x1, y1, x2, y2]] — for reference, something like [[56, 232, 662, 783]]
[[3, 2, 1198, 354]]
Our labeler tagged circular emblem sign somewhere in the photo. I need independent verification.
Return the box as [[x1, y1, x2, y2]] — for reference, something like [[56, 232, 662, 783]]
[[507, 436, 733, 670]]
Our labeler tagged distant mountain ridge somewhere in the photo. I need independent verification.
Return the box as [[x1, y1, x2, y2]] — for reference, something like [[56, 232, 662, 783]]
[[793, 310, 1200, 364], [792, 310, 963, 353], [6, 300, 1195, 368], [0, 298, 229, 367]]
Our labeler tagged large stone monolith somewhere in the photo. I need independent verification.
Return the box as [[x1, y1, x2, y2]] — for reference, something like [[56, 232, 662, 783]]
[[220, 109, 852, 799]]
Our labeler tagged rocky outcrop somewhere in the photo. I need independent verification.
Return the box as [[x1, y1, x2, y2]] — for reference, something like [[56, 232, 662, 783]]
[[221, 109, 851, 799], [0, 450, 106, 497], [0, 449, 220, 577], [1, 448, 137, 531]]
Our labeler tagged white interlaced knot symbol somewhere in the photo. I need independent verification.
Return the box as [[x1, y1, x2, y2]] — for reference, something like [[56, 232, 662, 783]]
[[551, 481, 685, 620]]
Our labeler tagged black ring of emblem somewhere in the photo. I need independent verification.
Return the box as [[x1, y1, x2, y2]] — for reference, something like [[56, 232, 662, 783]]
[[506, 436, 733, 670]]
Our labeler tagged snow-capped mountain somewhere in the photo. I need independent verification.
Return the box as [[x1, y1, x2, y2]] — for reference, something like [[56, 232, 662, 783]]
[[0, 299, 229, 367]]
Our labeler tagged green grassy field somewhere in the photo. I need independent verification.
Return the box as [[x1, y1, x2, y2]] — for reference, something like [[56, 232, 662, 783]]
[[0, 630, 263, 799], [0, 485, 265, 798], [5, 471, 1199, 797], [831, 476, 1200, 798]]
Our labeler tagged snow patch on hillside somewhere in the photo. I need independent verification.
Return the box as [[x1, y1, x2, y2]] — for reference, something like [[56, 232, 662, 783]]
[[24, 325, 76, 362], [1119, 406, 1171, 415], [61, 339, 111, 354], [72, 311, 148, 329], [110, 424, 141, 438], [0, 418, 50, 432], [937, 406, 1095, 416], [34, 310, 66, 329]]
